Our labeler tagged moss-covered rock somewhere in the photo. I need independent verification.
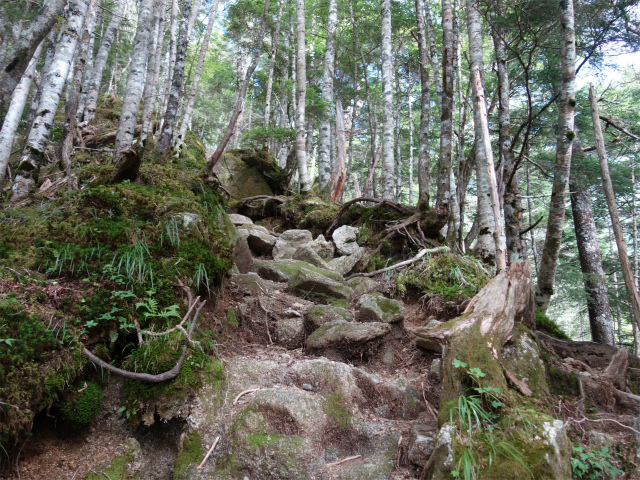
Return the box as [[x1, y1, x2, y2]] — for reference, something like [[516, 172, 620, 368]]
[[501, 324, 550, 399], [305, 305, 353, 331], [355, 293, 404, 324], [256, 259, 343, 283], [84, 437, 142, 480], [306, 321, 390, 350], [59, 381, 103, 428], [173, 430, 203, 479]]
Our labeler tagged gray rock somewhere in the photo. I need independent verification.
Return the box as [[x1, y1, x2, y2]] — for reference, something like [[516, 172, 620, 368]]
[[416, 337, 444, 354], [346, 276, 378, 295], [231, 272, 268, 293], [257, 259, 343, 283], [170, 212, 204, 241], [273, 229, 313, 259], [425, 318, 443, 329], [289, 267, 354, 300], [233, 233, 253, 274], [292, 245, 329, 268], [239, 227, 277, 256], [286, 359, 363, 402], [332, 225, 360, 256], [276, 317, 304, 348], [327, 246, 365, 276], [311, 234, 335, 261], [633, 417, 640, 461], [356, 293, 404, 323], [305, 305, 353, 331], [408, 425, 436, 467], [302, 384, 313, 391], [307, 320, 391, 349], [229, 213, 253, 226]]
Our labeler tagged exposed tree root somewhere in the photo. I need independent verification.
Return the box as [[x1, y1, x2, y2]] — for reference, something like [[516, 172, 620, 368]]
[[326, 197, 414, 235], [82, 281, 205, 382]]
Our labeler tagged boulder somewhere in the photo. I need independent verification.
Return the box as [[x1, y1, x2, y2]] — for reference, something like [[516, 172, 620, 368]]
[[356, 293, 404, 323], [306, 320, 391, 349], [170, 212, 204, 241], [231, 272, 268, 294], [408, 425, 436, 467], [332, 225, 360, 256], [285, 359, 363, 402], [288, 267, 354, 300], [292, 245, 329, 268], [346, 277, 378, 295], [239, 226, 277, 256], [233, 234, 253, 274], [327, 246, 365, 276], [273, 229, 313, 259], [276, 317, 305, 348], [229, 213, 253, 226], [311, 234, 334, 261], [305, 305, 353, 331], [257, 259, 343, 283]]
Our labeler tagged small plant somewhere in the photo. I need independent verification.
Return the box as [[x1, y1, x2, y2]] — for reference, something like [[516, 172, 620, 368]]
[[194, 262, 211, 296], [450, 359, 531, 480], [136, 290, 181, 326], [571, 445, 623, 479]]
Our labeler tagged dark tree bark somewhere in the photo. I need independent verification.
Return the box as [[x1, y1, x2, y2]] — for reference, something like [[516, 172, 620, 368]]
[[570, 181, 615, 346], [414, 0, 431, 210]]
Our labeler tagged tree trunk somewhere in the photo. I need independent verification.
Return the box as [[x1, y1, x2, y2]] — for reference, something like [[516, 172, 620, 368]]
[[141, 0, 166, 142], [156, 0, 193, 154], [62, 0, 98, 173], [317, 0, 338, 197], [263, 0, 284, 129], [161, 0, 179, 124], [491, 2, 525, 264], [0, 0, 67, 106], [467, 0, 507, 271], [380, 0, 394, 201], [434, 0, 454, 218], [0, 41, 44, 189], [176, 0, 220, 148], [203, 0, 272, 173], [294, 0, 310, 193], [589, 84, 640, 339], [570, 181, 615, 346], [186, 0, 203, 41], [424, 3, 442, 109], [534, 0, 576, 312], [408, 96, 414, 206], [10, 0, 89, 202], [414, 0, 430, 209], [112, 0, 155, 166], [330, 99, 347, 202], [83, 0, 127, 123]]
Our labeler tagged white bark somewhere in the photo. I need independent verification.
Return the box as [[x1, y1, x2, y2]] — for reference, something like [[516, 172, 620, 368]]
[[10, 0, 88, 202], [113, 0, 156, 159], [295, 0, 310, 192], [141, 0, 166, 142], [380, 0, 394, 200], [0, 42, 44, 189], [176, 0, 220, 148], [264, 0, 284, 128], [467, 0, 506, 271], [186, 0, 203, 40], [83, 0, 127, 122], [408, 96, 414, 206], [317, 0, 338, 196]]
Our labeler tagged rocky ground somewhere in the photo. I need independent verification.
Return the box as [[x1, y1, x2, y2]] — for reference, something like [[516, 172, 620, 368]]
[[9, 212, 640, 480]]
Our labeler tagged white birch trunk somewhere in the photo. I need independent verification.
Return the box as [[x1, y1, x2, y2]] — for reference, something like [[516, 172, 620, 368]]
[[317, 0, 338, 196], [176, 0, 220, 148], [113, 0, 156, 160], [141, 0, 166, 142], [10, 0, 88, 202], [263, 0, 284, 128], [83, 0, 127, 122], [0, 0, 67, 106], [0, 41, 44, 189], [186, 0, 203, 40], [295, 0, 310, 192], [467, 0, 507, 271], [535, 0, 576, 311], [380, 0, 394, 200], [408, 96, 414, 206]]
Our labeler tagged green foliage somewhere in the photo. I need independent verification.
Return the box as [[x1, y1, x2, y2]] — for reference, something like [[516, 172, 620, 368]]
[[241, 126, 295, 149], [59, 381, 103, 428], [536, 310, 571, 340], [449, 360, 532, 480], [571, 445, 623, 479], [397, 253, 490, 302]]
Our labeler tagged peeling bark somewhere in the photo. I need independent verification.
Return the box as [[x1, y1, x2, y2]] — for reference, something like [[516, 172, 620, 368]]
[[380, 0, 395, 201], [294, 0, 310, 192]]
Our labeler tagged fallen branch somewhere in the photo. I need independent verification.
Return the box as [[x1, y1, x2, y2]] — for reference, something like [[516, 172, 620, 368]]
[[346, 247, 450, 280], [567, 416, 640, 436], [233, 388, 261, 405], [325, 455, 362, 467], [197, 435, 220, 470]]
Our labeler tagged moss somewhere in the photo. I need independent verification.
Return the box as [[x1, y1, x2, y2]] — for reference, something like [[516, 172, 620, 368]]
[[323, 393, 352, 429], [84, 439, 140, 480], [535, 310, 571, 340], [173, 431, 203, 479], [397, 253, 490, 303], [226, 307, 238, 327], [59, 381, 103, 428]]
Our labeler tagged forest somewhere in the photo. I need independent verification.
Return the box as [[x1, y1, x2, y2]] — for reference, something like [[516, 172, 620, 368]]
[[1, 0, 640, 478]]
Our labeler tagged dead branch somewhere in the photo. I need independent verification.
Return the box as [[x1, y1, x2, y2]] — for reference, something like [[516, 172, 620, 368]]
[[197, 436, 220, 470], [233, 388, 261, 405], [325, 455, 362, 467], [346, 246, 450, 280], [326, 197, 415, 235]]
